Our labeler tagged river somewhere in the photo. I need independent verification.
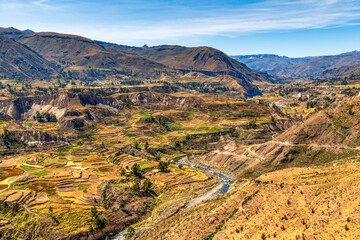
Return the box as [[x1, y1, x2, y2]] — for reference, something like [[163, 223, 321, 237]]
[[111, 157, 234, 239]]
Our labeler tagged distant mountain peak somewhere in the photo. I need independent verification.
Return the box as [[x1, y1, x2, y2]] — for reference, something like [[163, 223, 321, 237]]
[[23, 29, 35, 33]]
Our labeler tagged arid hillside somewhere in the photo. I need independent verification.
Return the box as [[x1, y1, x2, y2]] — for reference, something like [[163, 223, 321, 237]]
[[321, 64, 360, 79], [15, 32, 172, 78], [98, 42, 273, 82], [139, 158, 360, 240], [0, 35, 55, 80]]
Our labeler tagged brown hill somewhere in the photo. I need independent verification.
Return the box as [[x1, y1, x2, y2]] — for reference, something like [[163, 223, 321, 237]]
[[321, 64, 360, 78], [0, 27, 28, 40], [16, 32, 171, 78], [0, 35, 55, 80], [98, 42, 273, 82], [0, 28, 265, 96]]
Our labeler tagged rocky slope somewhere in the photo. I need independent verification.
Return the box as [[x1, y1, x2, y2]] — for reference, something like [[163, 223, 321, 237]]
[[0, 35, 55, 80], [0, 93, 122, 128], [193, 96, 360, 178]]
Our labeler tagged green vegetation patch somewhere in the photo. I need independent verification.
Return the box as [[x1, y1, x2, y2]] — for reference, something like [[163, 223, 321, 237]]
[[44, 157, 68, 163], [198, 123, 209, 128], [168, 123, 183, 128], [78, 186, 89, 191], [16, 181, 53, 190], [189, 130, 204, 134], [139, 163, 153, 170], [20, 165, 35, 171], [137, 113, 154, 118], [58, 145, 82, 153], [32, 170, 51, 177], [207, 127, 222, 133]]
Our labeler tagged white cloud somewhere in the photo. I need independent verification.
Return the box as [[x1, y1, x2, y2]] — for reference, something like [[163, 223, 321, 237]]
[[2, 0, 360, 43], [71, 0, 360, 42], [32, 0, 50, 8], [0, 0, 63, 10]]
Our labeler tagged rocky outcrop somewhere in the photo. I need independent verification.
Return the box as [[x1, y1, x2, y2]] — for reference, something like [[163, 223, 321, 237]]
[[119, 92, 205, 109], [20, 130, 69, 146], [0, 93, 122, 128]]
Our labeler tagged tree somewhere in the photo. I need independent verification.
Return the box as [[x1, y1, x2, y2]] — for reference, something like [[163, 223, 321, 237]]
[[248, 120, 257, 129], [73, 119, 84, 129], [143, 179, 152, 192], [36, 111, 44, 122], [271, 116, 275, 123], [132, 178, 140, 193], [174, 141, 182, 151], [90, 207, 107, 229], [158, 161, 169, 172], [144, 141, 149, 150], [134, 141, 139, 149], [127, 226, 135, 237], [131, 163, 142, 178]]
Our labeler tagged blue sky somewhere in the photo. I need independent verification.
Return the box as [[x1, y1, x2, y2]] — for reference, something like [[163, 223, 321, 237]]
[[1, 0, 360, 57]]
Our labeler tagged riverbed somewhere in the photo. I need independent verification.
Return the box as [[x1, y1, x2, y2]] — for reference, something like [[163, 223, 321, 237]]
[[111, 157, 234, 239]]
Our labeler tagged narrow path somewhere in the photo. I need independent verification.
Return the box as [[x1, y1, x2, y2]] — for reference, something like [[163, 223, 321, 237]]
[[270, 140, 360, 151], [247, 145, 265, 160]]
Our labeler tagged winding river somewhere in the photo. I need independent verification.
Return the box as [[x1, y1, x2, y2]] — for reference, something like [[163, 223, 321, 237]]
[[111, 157, 234, 240]]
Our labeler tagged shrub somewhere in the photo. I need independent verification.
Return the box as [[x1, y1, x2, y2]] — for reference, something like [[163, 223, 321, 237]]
[[158, 161, 169, 172], [127, 226, 135, 237], [132, 178, 140, 193], [143, 179, 152, 192], [90, 207, 107, 229], [248, 120, 257, 129]]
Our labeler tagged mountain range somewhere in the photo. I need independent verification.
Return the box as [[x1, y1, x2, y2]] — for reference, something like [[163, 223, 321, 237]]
[[0, 27, 276, 97], [0, 28, 270, 81], [231, 54, 316, 72], [233, 51, 360, 78]]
